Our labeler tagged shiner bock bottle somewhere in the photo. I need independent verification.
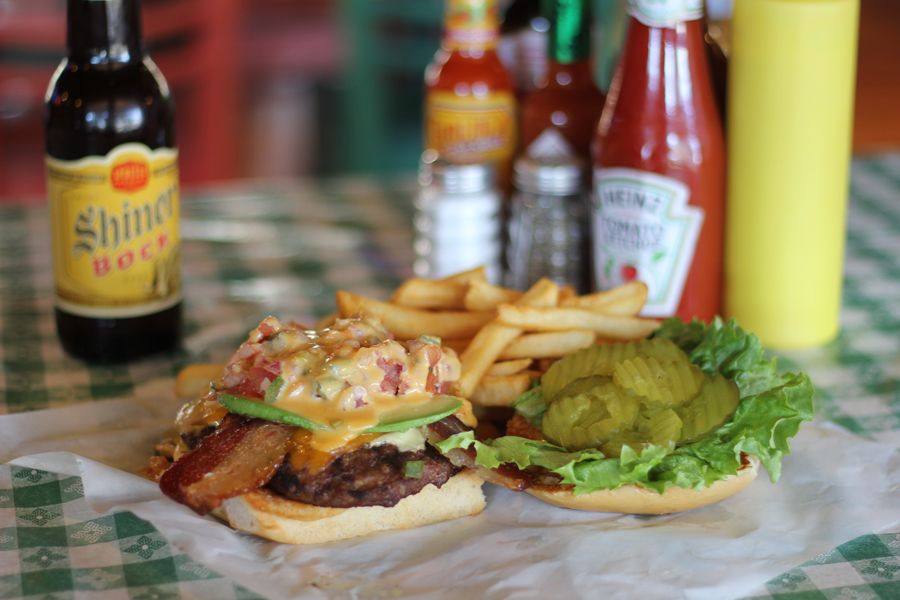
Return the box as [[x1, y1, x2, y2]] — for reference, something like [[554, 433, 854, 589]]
[[45, 0, 181, 361]]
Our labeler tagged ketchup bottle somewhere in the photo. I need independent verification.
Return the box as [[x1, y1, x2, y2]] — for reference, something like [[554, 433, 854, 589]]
[[425, 0, 516, 172], [592, 0, 725, 321], [520, 0, 604, 161]]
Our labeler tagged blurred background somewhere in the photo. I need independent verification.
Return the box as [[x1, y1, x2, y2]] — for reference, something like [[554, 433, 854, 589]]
[[1, 0, 898, 202]]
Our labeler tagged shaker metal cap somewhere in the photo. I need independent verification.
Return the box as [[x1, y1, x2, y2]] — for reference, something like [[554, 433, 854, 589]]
[[513, 155, 587, 195], [419, 149, 496, 194]]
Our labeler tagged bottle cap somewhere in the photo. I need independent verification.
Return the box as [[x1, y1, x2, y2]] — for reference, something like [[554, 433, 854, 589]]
[[419, 150, 496, 195], [513, 156, 586, 195]]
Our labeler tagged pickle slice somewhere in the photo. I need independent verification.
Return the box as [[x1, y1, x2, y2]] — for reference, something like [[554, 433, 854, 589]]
[[552, 375, 612, 403], [677, 374, 740, 442], [641, 408, 683, 449], [541, 382, 639, 450], [612, 356, 704, 407], [541, 338, 686, 400]]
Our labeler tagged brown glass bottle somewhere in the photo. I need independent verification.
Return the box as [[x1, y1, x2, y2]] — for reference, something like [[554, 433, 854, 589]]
[[45, 0, 182, 362]]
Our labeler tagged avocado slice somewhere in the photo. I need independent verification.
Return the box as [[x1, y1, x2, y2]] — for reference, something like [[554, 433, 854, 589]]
[[218, 393, 329, 430], [366, 395, 463, 433], [218, 393, 462, 433]]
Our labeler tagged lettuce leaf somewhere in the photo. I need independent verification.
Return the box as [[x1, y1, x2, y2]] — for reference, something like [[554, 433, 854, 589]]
[[445, 318, 814, 495]]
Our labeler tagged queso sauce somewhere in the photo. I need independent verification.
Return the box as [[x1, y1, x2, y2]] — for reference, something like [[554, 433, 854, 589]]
[[175, 316, 461, 459]]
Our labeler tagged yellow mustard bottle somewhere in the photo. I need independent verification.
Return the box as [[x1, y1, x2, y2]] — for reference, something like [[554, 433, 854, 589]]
[[725, 0, 860, 348]]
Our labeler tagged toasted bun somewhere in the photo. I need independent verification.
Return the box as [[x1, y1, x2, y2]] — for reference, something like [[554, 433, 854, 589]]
[[526, 457, 759, 514], [213, 471, 485, 544]]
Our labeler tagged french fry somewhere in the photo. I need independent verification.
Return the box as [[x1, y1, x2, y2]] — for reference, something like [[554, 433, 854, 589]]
[[470, 372, 534, 407], [175, 363, 223, 399], [463, 279, 523, 311], [440, 266, 487, 284], [336, 290, 493, 339], [486, 358, 533, 376], [458, 279, 559, 397], [558, 285, 577, 304], [495, 305, 659, 339], [390, 278, 468, 309], [498, 330, 595, 360], [561, 281, 648, 316]]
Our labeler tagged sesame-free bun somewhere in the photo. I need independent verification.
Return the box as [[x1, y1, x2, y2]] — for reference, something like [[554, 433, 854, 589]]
[[213, 471, 485, 544], [526, 457, 759, 515]]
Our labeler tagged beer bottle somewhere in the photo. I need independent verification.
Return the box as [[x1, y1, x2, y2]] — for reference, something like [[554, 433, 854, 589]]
[[425, 0, 516, 173], [520, 0, 604, 161], [44, 0, 182, 362], [592, 0, 725, 321]]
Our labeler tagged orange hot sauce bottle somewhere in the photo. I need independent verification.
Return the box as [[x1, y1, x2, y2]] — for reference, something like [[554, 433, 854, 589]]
[[425, 0, 516, 172], [592, 0, 725, 321], [520, 0, 604, 161]]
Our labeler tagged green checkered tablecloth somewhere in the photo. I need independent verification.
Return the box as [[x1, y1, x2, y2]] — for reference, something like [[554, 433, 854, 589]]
[[1, 158, 898, 599]]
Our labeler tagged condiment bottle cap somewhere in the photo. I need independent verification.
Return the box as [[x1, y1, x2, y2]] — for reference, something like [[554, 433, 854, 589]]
[[419, 150, 496, 195], [513, 156, 587, 195]]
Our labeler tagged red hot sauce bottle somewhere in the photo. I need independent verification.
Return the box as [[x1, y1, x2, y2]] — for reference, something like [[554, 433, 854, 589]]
[[592, 0, 725, 321], [520, 0, 604, 161]]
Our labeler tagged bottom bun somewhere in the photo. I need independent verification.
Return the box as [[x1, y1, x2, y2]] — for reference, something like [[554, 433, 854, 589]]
[[214, 471, 485, 544], [526, 457, 759, 515]]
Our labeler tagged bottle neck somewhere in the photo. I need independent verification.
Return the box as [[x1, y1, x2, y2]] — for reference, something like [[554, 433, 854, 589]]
[[442, 0, 500, 51], [67, 0, 143, 64], [546, 0, 591, 65], [545, 56, 595, 87], [601, 16, 712, 128], [625, 0, 704, 28]]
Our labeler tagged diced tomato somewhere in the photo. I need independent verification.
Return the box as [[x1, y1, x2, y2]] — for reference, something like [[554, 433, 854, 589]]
[[224, 363, 281, 398], [377, 358, 404, 395]]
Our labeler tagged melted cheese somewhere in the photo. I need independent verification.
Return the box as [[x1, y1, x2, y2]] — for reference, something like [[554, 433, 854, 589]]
[[263, 319, 459, 452], [205, 316, 462, 453], [287, 429, 380, 474]]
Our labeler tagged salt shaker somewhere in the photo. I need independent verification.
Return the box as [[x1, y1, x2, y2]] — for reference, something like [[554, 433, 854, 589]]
[[507, 156, 590, 292], [414, 151, 503, 282]]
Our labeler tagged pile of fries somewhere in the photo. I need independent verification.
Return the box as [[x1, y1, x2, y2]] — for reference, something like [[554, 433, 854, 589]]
[[335, 267, 658, 408]]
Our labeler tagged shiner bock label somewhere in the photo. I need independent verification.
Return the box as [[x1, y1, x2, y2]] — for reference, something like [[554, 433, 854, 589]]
[[47, 143, 181, 318], [627, 0, 703, 27], [592, 167, 703, 317]]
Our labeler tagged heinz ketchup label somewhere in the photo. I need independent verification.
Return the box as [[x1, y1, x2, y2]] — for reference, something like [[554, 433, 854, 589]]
[[592, 167, 704, 317]]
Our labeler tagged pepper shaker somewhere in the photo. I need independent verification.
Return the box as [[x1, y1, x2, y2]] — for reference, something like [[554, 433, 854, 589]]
[[506, 156, 591, 292]]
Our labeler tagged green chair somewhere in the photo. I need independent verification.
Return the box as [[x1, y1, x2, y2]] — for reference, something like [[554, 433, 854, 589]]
[[335, 0, 444, 175]]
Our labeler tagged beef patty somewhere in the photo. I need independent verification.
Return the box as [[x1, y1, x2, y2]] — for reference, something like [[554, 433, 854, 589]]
[[266, 443, 459, 508]]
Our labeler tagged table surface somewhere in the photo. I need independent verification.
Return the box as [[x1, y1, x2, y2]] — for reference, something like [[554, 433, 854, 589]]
[[1, 156, 899, 599]]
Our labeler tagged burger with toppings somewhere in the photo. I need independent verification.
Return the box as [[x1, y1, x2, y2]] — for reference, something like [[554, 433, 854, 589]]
[[436, 318, 815, 514], [151, 316, 486, 544]]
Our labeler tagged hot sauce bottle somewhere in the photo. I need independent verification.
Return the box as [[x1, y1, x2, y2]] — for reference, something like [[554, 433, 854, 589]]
[[425, 0, 516, 172], [592, 0, 725, 321], [520, 0, 604, 161]]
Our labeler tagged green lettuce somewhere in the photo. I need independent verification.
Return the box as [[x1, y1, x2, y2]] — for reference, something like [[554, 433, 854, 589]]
[[438, 318, 814, 495]]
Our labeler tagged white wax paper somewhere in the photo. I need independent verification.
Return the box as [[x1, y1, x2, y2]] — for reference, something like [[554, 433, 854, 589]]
[[3, 386, 899, 600]]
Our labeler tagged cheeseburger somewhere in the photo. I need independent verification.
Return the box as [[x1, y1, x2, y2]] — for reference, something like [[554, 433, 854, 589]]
[[152, 316, 485, 543]]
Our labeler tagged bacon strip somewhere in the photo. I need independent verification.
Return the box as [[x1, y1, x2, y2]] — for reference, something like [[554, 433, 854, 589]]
[[160, 419, 293, 514]]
